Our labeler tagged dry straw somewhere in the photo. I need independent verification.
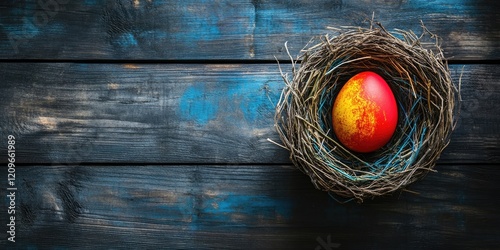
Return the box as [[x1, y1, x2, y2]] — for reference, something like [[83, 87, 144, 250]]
[[272, 22, 459, 202]]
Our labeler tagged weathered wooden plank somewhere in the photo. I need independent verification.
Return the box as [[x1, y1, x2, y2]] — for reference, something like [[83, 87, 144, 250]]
[[0, 63, 288, 164], [0, 0, 499, 60], [1, 164, 498, 249], [0, 63, 498, 164]]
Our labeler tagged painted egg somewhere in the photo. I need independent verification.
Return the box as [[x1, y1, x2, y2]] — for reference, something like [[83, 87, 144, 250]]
[[332, 71, 398, 153]]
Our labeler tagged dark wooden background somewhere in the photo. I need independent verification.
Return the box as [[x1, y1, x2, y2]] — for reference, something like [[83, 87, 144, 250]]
[[1, 0, 499, 249]]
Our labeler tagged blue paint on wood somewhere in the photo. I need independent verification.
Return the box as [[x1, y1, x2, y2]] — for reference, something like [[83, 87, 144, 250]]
[[115, 33, 138, 47], [179, 3, 222, 40], [8, 17, 40, 37], [242, 83, 279, 123], [84, 0, 98, 6], [138, 30, 168, 44], [255, 8, 304, 35], [178, 76, 281, 126], [202, 193, 292, 223], [179, 83, 219, 125], [226, 77, 281, 123]]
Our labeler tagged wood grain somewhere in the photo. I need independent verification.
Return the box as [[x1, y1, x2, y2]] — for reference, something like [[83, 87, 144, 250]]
[[1, 1, 498, 249], [0, 164, 498, 249], [0, 63, 498, 164], [0, 0, 499, 60]]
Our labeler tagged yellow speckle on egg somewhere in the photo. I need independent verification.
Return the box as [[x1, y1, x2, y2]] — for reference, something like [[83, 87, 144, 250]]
[[333, 78, 379, 140]]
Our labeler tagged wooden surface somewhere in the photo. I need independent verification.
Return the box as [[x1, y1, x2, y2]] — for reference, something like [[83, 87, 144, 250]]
[[1, 0, 499, 60], [0, 64, 498, 164], [1, 0, 499, 249], [4, 164, 500, 249]]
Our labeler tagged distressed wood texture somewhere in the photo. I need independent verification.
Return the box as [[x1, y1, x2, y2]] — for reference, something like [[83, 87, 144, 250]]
[[0, 63, 499, 164], [0, 0, 499, 60], [1, 0, 500, 249], [0, 164, 499, 249]]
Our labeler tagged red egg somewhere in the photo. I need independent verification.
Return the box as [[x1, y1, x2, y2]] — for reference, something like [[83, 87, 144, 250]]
[[332, 71, 398, 153]]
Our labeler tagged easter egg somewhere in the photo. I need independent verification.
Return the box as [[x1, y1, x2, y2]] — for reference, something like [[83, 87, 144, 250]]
[[332, 71, 398, 153]]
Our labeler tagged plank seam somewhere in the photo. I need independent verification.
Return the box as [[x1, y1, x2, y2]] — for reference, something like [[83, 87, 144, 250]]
[[0, 59, 499, 65]]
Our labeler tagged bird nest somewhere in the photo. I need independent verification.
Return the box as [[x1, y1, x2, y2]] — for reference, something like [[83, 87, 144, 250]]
[[273, 23, 459, 202]]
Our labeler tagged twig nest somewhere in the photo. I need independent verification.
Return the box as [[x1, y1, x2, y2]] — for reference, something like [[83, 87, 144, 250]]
[[274, 23, 459, 202]]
